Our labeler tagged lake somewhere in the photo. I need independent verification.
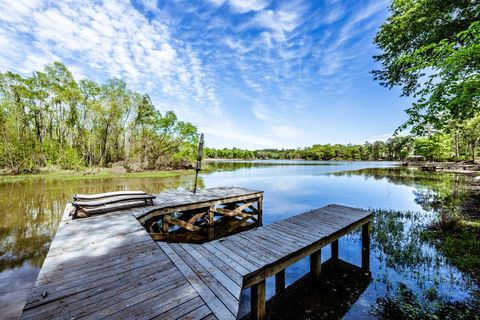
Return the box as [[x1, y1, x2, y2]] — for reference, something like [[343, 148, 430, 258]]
[[1, 160, 479, 319]]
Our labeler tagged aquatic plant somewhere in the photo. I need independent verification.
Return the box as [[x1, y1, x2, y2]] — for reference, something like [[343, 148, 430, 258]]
[[373, 282, 479, 320]]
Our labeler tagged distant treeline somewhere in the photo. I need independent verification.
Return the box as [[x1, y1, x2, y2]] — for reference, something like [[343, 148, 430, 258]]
[[206, 132, 480, 162], [0, 62, 198, 173]]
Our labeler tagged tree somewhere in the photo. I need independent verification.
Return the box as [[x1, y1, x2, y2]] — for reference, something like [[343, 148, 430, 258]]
[[463, 115, 480, 162], [0, 62, 198, 173], [414, 134, 451, 161], [386, 136, 415, 160], [373, 0, 480, 132]]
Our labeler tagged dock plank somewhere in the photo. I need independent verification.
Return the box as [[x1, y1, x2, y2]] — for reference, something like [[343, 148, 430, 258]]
[[22, 186, 371, 320], [158, 242, 236, 320]]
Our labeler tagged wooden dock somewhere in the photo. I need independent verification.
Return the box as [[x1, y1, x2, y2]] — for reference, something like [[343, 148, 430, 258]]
[[21, 186, 371, 320]]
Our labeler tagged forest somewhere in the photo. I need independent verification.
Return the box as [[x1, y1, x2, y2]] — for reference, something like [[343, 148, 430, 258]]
[[205, 132, 476, 162], [0, 1, 478, 174], [0, 62, 198, 174], [209, 2, 480, 163]]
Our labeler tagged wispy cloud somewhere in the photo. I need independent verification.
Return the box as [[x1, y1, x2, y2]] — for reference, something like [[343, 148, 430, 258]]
[[248, 0, 308, 42], [207, 0, 270, 13], [0, 0, 399, 148]]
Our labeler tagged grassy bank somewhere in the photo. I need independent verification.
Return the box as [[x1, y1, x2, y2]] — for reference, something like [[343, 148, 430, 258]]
[[421, 219, 480, 280], [0, 167, 198, 184]]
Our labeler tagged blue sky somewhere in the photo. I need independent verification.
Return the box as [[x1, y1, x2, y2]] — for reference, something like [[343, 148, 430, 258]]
[[0, 0, 411, 149]]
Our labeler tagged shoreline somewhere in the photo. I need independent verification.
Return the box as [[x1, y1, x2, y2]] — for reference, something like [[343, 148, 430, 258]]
[[0, 167, 196, 184], [402, 161, 480, 175], [3, 160, 480, 184]]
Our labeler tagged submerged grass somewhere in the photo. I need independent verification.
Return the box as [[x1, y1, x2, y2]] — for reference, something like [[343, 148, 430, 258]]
[[421, 219, 480, 278], [370, 209, 480, 319], [374, 282, 480, 320]]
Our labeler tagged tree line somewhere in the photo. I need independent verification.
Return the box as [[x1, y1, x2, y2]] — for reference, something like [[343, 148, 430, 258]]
[[209, 1, 480, 164], [372, 0, 479, 160], [0, 62, 198, 173], [205, 131, 480, 162]]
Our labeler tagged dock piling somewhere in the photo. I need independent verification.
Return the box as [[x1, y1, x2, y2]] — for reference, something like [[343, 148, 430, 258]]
[[310, 250, 322, 282], [275, 269, 286, 295], [331, 239, 339, 261], [251, 279, 266, 320], [362, 221, 370, 271]]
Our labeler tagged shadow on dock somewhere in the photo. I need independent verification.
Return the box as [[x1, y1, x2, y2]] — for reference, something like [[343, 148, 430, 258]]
[[243, 259, 372, 320]]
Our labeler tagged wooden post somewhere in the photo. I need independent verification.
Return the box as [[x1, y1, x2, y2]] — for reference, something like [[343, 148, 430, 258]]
[[208, 207, 215, 241], [162, 217, 169, 234], [310, 250, 321, 282], [331, 239, 339, 261], [257, 196, 263, 226], [275, 269, 285, 295], [362, 222, 370, 271], [251, 279, 266, 320], [208, 205, 215, 226]]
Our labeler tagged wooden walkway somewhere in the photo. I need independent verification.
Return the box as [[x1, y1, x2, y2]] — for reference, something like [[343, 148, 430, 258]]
[[21, 187, 371, 320]]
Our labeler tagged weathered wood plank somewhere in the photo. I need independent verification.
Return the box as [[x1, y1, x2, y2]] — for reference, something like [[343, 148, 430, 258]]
[[23, 194, 371, 320], [179, 243, 241, 297], [169, 243, 240, 315], [164, 215, 201, 232], [135, 187, 263, 223], [182, 243, 243, 286], [152, 296, 206, 320], [23, 266, 180, 320], [201, 242, 252, 275], [157, 242, 236, 320]]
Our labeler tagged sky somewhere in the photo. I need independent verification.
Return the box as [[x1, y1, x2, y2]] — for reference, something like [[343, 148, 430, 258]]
[[0, 0, 412, 149]]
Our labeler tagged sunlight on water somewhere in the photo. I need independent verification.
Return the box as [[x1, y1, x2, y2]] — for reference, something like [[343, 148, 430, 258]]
[[0, 161, 478, 319]]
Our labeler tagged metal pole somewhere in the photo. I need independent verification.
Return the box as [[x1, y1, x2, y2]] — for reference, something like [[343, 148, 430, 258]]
[[193, 169, 199, 194], [193, 133, 204, 194]]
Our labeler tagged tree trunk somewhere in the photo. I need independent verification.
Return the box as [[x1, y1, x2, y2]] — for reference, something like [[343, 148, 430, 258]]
[[101, 122, 109, 166], [454, 131, 459, 161], [473, 142, 476, 163]]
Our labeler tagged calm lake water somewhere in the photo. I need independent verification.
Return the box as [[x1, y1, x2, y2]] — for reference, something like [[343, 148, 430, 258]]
[[1, 160, 479, 319]]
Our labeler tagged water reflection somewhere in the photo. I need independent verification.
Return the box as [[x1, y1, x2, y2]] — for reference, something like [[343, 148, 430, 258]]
[[1, 161, 479, 319], [262, 260, 372, 319], [203, 162, 479, 318], [329, 167, 469, 215], [0, 175, 194, 319]]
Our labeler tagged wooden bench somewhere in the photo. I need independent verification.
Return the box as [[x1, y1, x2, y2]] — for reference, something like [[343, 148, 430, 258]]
[[72, 191, 155, 218], [73, 191, 148, 201]]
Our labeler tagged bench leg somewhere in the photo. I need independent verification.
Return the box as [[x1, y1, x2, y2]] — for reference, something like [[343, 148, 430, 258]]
[[251, 280, 266, 320]]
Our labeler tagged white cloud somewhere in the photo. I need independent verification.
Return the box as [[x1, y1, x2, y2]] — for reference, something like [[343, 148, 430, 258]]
[[204, 126, 275, 148], [0, 0, 395, 149], [228, 0, 270, 13], [252, 103, 302, 141], [247, 0, 307, 42], [206, 0, 270, 13], [269, 125, 300, 139], [0, 0, 233, 145], [322, 2, 345, 24], [317, 0, 387, 78]]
